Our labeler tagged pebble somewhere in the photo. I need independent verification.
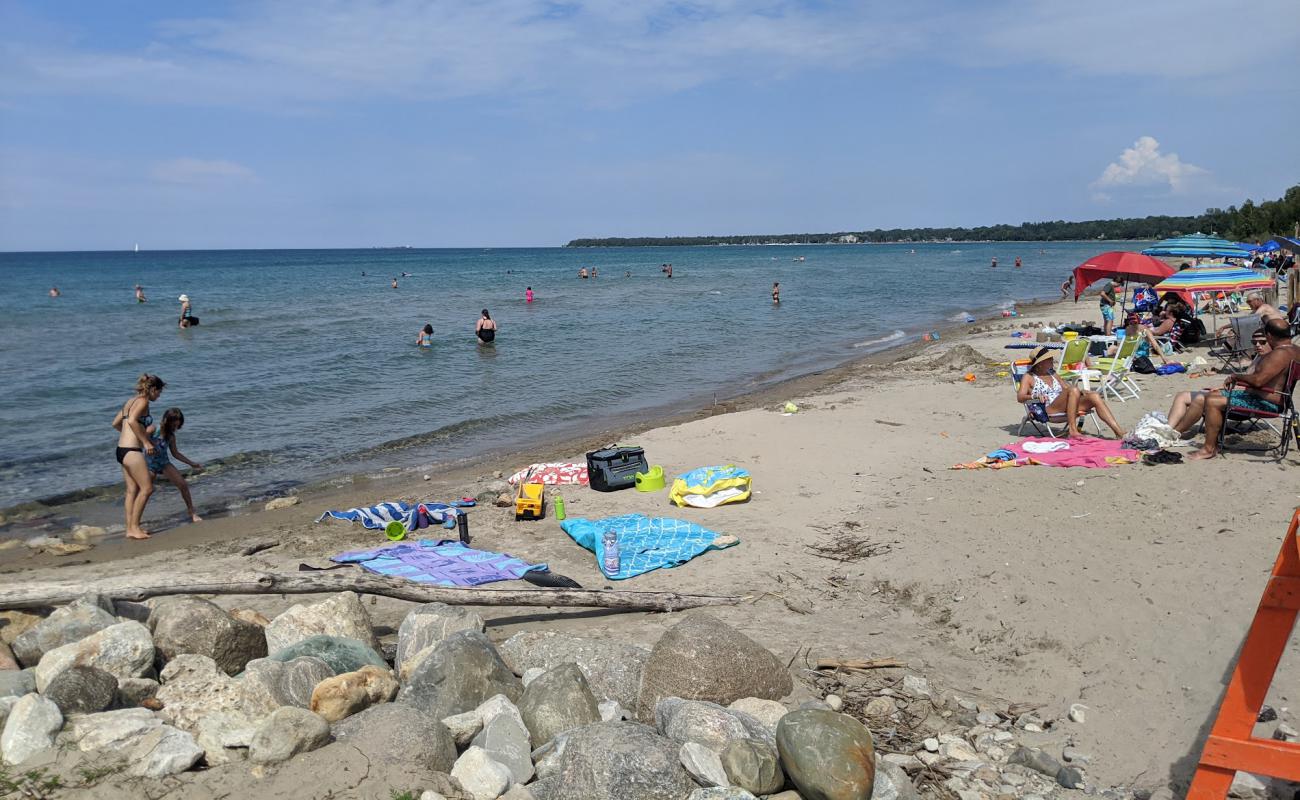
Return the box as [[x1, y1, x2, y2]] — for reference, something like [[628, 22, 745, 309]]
[[976, 710, 1001, 726], [864, 697, 896, 718], [824, 694, 843, 712], [1273, 723, 1298, 742], [264, 496, 301, 511], [1057, 766, 1085, 789], [451, 746, 512, 800], [902, 674, 932, 698], [923, 737, 939, 752], [1068, 703, 1087, 724], [1062, 746, 1091, 764]]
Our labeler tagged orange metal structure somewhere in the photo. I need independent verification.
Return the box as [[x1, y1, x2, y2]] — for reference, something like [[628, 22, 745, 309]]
[[1188, 509, 1300, 798]]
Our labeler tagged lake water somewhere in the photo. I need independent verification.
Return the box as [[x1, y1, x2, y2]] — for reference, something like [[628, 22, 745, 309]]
[[0, 242, 1132, 514]]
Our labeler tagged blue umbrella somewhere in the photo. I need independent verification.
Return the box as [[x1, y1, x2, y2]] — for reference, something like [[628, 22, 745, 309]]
[[1272, 237, 1300, 255], [1141, 232, 1253, 259], [1250, 240, 1280, 253]]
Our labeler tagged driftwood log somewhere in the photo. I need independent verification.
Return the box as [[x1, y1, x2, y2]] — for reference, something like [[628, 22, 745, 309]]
[[0, 571, 742, 613]]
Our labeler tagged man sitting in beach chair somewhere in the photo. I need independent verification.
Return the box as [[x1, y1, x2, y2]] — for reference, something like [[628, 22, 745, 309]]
[[1189, 319, 1300, 460], [1016, 347, 1126, 440], [1209, 315, 1265, 373], [1214, 293, 1283, 346]]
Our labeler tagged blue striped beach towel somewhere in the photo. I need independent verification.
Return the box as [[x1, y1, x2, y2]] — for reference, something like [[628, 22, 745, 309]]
[[317, 501, 460, 534]]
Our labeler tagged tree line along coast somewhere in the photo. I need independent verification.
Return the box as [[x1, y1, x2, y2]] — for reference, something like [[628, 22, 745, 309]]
[[566, 184, 1300, 247]]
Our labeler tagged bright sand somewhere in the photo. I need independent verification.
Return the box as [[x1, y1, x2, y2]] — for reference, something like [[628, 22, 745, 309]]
[[4, 297, 1297, 797]]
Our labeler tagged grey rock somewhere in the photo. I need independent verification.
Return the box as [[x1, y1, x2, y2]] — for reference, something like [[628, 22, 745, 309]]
[[727, 697, 787, 733], [721, 738, 784, 795], [975, 710, 1001, 727], [553, 721, 697, 800], [156, 654, 279, 735], [501, 787, 535, 800], [396, 603, 485, 679], [249, 706, 331, 764], [1062, 746, 1091, 764], [470, 695, 534, 783], [527, 775, 560, 800], [499, 630, 649, 709], [599, 700, 628, 722], [195, 711, 258, 765], [266, 635, 387, 676], [1275, 722, 1299, 742], [688, 789, 758, 800], [518, 663, 601, 748], [1057, 766, 1085, 789], [532, 732, 569, 779], [115, 677, 160, 708], [824, 694, 843, 712], [0, 669, 35, 699], [451, 746, 512, 800], [0, 697, 18, 731], [33, 621, 154, 692], [656, 698, 775, 754], [332, 701, 455, 772], [43, 665, 117, 714], [250, 739, 474, 799], [242, 655, 335, 707], [776, 709, 876, 800], [148, 596, 267, 675], [399, 630, 522, 721], [68, 708, 163, 752], [264, 591, 380, 654], [681, 740, 730, 786], [442, 709, 484, 747], [1008, 746, 1063, 778], [901, 674, 931, 699], [1229, 772, 1269, 799], [11, 597, 117, 667], [637, 614, 792, 721], [0, 694, 61, 765], [874, 760, 919, 800], [522, 667, 545, 687], [130, 724, 204, 777]]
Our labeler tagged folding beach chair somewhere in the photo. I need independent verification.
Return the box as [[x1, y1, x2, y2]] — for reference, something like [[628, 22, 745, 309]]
[[1217, 362, 1300, 460], [1090, 336, 1140, 402], [1010, 361, 1099, 438], [1055, 338, 1100, 391], [1208, 316, 1262, 373]]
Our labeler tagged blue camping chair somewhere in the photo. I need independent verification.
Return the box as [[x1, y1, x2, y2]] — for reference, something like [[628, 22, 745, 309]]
[[1011, 360, 1100, 438]]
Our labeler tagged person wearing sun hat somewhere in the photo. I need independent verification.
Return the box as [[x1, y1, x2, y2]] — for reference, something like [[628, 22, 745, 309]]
[[177, 294, 196, 328], [1016, 346, 1126, 439]]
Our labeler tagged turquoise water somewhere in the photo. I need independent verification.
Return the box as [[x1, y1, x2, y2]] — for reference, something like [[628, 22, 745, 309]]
[[0, 242, 1132, 513]]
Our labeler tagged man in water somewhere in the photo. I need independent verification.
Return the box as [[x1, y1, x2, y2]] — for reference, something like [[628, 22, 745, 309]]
[[1098, 280, 1116, 336], [578, 267, 588, 279], [666, 264, 673, 278], [991, 257, 998, 268], [1014, 256, 1022, 268], [772, 282, 780, 304], [1189, 318, 1300, 460], [49, 286, 60, 297], [591, 267, 598, 278], [135, 284, 147, 303], [391, 278, 398, 289]]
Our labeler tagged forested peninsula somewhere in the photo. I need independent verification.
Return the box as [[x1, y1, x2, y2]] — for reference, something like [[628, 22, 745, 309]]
[[567, 184, 1300, 247]]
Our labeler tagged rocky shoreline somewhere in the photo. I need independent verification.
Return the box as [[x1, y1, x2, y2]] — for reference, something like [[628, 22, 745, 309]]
[[0, 590, 1157, 799]]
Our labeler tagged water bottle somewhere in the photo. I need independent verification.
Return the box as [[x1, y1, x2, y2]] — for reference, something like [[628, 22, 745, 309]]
[[457, 513, 470, 544], [554, 495, 566, 521], [601, 530, 620, 576]]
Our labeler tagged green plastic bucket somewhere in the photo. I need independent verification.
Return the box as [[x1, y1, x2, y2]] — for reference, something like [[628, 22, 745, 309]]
[[385, 520, 407, 541]]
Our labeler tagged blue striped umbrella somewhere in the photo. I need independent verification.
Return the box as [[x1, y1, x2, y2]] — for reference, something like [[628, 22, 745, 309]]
[[1141, 233, 1253, 259]]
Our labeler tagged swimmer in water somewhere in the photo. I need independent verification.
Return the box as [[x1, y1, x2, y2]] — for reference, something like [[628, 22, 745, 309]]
[[49, 287, 61, 298], [475, 309, 497, 344], [135, 284, 147, 303], [525, 287, 534, 303], [1014, 256, 1022, 268], [772, 281, 780, 304], [579, 267, 588, 279], [666, 264, 673, 278], [177, 294, 196, 328], [591, 267, 598, 278], [416, 323, 433, 347], [391, 278, 398, 289], [991, 257, 998, 268]]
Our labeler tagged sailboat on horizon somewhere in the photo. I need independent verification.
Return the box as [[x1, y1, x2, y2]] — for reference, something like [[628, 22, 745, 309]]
[[134, 243, 139, 253]]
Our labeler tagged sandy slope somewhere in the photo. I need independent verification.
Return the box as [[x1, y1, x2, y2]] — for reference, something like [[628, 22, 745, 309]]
[[4, 298, 1297, 798]]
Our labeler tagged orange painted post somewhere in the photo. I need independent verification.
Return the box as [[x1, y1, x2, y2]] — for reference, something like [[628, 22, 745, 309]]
[[1188, 509, 1300, 798]]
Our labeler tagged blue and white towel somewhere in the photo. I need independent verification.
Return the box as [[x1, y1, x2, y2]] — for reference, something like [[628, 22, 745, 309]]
[[317, 501, 460, 534], [560, 514, 739, 580]]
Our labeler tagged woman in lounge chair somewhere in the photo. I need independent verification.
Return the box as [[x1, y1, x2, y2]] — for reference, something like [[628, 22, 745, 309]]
[[1017, 347, 1126, 439]]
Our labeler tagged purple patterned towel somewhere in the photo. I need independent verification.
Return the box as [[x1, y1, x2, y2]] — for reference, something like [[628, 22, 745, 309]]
[[332, 539, 546, 587]]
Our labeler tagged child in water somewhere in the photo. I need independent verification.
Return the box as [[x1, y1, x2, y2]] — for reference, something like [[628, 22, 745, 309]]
[[416, 324, 433, 347], [525, 287, 534, 303], [146, 408, 204, 523]]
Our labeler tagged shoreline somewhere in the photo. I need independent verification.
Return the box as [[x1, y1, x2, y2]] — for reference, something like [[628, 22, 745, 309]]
[[0, 289, 1069, 538]]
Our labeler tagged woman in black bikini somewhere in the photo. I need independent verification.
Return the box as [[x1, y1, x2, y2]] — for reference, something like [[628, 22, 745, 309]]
[[112, 374, 165, 540], [475, 309, 497, 344]]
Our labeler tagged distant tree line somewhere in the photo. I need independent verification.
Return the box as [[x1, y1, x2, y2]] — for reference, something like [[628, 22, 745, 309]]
[[566, 184, 1300, 247]]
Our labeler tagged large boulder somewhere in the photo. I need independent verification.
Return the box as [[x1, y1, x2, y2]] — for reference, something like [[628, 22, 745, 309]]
[[499, 631, 649, 709], [248, 706, 332, 764], [264, 592, 380, 654], [242, 655, 334, 708], [637, 614, 792, 721], [517, 663, 601, 749], [195, 711, 259, 765], [396, 603, 485, 679], [398, 631, 522, 720], [655, 698, 775, 754], [451, 746, 513, 800], [247, 740, 472, 799], [67, 708, 164, 752], [11, 597, 117, 668], [721, 738, 785, 795], [775, 709, 876, 800], [0, 694, 62, 765], [148, 596, 267, 675], [727, 698, 788, 735], [155, 654, 278, 735], [42, 665, 118, 714], [469, 695, 533, 784], [129, 724, 204, 777], [552, 721, 696, 800], [266, 635, 387, 676], [310, 665, 398, 722], [0, 669, 35, 699], [331, 702, 455, 772], [33, 621, 154, 692]]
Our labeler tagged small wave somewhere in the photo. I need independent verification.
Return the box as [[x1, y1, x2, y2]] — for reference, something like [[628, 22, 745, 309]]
[[853, 330, 906, 349], [948, 310, 973, 322]]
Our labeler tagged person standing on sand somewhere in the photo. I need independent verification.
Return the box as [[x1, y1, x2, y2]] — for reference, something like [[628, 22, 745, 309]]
[[112, 374, 166, 540], [146, 408, 204, 524], [135, 285, 147, 303], [772, 282, 780, 304], [1098, 280, 1116, 336], [475, 309, 497, 344]]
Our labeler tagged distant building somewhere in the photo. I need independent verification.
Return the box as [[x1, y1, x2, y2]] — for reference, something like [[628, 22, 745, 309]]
[[837, 234, 860, 244]]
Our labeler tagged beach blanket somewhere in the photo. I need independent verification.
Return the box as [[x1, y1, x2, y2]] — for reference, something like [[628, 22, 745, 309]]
[[560, 514, 738, 580], [952, 437, 1138, 469], [507, 463, 589, 486], [332, 539, 544, 587], [317, 501, 461, 533]]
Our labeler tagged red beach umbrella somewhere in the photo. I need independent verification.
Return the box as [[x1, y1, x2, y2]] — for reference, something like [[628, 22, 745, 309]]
[[1072, 251, 1176, 300]]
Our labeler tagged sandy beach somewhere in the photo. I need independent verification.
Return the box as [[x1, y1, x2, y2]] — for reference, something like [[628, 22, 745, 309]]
[[3, 296, 1298, 798]]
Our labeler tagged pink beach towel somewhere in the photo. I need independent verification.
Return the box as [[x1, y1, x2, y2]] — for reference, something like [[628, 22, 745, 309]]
[[1006, 436, 1138, 468]]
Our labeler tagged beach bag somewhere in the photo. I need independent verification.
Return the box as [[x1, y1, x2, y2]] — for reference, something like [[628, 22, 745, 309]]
[[1132, 355, 1157, 374], [1132, 287, 1157, 312], [669, 465, 752, 508], [586, 446, 647, 492]]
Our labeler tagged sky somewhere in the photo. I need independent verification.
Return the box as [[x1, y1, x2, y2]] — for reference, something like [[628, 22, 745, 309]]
[[1, 0, 1297, 250]]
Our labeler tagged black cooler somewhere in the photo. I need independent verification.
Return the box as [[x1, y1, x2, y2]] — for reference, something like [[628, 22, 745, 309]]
[[586, 446, 648, 492]]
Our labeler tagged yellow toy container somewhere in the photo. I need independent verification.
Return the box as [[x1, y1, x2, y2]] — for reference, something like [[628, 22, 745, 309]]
[[515, 482, 545, 521], [634, 465, 665, 492]]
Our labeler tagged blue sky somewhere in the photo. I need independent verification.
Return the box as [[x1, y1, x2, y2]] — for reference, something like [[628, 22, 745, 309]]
[[1, 0, 1297, 250]]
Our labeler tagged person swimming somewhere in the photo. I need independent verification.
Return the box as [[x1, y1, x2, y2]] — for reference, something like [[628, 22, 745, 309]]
[[391, 278, 398, 289], [475, 309, 497, 344], [49, 287, 60, 297], [579, 267, 588, 279], [772, 281, 780, 304], [135, 284, 147, 303], [416, 323, 433, 347], [526, 287, 534, 303]]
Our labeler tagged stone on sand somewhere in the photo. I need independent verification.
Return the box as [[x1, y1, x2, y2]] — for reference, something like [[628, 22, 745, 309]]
[[656, 697, 775, 754], [451, 746, 512, 800], [116, 676, 160, 708], [248, 706, 331, 764], [0, 669, 35, 699], [0, 693, 62, 765], [156, 654, 279, 735], [517, 662, 601, 748], [470, 695, 534, 784], [263, 592, 380, 654], [776, 709, 876, 800], [552, 721, 696, 800], [195, 710, 259, 765], [637, 614, 792, 721], [726, 697, 788, 734], [12, 596, 117, 668], [33, 621, 154, 692], [688, 790, 758, 800], [0, 642, 16, 671], [332, 701, 456, 772], [680, 740, 730, 786], [148, 596, 268, 675], [309, 664, 398, 722], [68, 708, 164, 752], [721, 737, 785, 795], [399, 630, 522, 721], [396, 603, 485, 678], [264, 495, 301, 510], [41, 664, 118, 714], [130, 724, 204, 777], [499, 630, 649, 709]]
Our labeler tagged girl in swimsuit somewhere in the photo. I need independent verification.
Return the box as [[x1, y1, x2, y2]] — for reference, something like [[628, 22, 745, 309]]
[[416, 324, 434, 347], [178, 294, 195, 328], [146, 408, 204, 523], [475, 309, 497, 344], [112, 373, 166, 539], [1016, 347, 1125, 438]]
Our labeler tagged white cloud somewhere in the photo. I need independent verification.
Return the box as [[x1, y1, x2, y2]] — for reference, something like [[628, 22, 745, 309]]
[[1091, 136, 1207, 201], [151, 157, 257, 185]]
